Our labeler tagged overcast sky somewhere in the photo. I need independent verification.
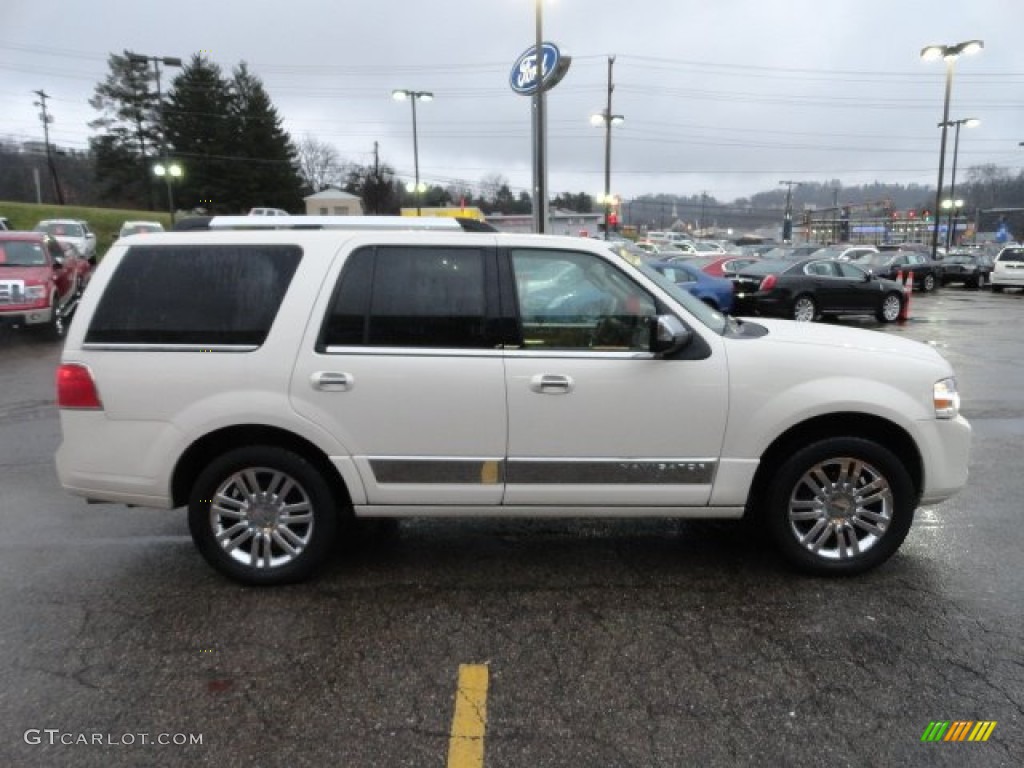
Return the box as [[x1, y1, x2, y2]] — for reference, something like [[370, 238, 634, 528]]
[[4, 0, 1022, 203]]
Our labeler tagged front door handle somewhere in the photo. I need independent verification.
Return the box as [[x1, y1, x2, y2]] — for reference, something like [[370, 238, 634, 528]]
[[311, 371, 353, 391], [529, 374, 574, 394]]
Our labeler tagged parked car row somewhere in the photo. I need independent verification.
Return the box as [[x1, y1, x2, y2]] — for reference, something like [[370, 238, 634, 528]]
[[611, 240, 1022, 324]]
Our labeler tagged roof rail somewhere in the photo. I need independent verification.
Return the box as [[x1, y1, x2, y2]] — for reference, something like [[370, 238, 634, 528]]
[[207, 215, 462, 231]]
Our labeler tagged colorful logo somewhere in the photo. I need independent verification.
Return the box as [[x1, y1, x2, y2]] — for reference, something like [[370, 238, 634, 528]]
[[921, 721, 997, 742], [509, 42, 570, 95]]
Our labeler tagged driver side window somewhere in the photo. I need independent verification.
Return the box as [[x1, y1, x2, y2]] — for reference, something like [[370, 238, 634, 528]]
[[510, 249, 657, 351]]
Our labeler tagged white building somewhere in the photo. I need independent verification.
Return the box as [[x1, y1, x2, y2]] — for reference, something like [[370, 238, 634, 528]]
[[304, 188, 364, 216]]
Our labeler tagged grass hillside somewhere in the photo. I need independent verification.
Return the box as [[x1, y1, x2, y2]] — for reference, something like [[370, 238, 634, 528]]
[[0, 200, 172, 257]]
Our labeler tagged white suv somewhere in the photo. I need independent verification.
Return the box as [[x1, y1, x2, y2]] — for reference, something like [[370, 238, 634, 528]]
[[56, 216, 971, 585], [991, 245, 1024, 292]]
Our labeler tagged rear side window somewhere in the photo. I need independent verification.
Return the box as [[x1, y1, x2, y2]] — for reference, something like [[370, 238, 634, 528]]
[[997, 248, 1024, 263], [320, 245, 493, 349], [85, 244, 301, 345]]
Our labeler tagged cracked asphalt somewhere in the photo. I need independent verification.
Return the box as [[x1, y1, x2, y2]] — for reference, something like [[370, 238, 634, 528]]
[[1, 288, 1022, 767]]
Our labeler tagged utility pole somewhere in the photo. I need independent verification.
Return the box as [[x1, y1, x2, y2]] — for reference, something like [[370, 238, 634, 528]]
[[33, 90, 64, 205], [779, 180, 799, 242]]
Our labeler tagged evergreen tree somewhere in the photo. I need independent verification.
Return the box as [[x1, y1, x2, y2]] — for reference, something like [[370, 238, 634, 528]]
[[162, 55, 238, 213], [88, 53, 160, 207], [345, 162, 399, 214], [230, 63, 305, 212]]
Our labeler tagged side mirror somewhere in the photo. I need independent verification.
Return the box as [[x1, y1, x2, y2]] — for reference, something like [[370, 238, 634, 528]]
[[53, 256, 64, 267], [650, 315, 692, 357]]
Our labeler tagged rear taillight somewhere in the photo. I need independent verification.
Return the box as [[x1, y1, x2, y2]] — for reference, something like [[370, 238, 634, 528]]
[[759, 274, 777, 291], [56, 363, 103, 409]]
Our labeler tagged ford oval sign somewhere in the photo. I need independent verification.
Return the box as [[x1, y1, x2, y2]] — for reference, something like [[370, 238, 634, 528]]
[[510, 42, 570, 96]]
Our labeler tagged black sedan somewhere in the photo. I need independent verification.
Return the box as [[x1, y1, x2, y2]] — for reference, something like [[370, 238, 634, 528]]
[[843, 249, 944, 292], [732, 258, 906, 323], [940, 250, 994, 289]]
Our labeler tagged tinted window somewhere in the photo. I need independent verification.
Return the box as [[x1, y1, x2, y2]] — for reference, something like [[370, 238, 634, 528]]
[[511, 249, 656, 351], [997, 248, 1024, 263], [321, 246, 491, 348], [86, 244, 301, 345]]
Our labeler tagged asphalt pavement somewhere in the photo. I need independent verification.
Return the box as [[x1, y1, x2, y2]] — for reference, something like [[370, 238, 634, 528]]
[[1, 287, 1022, 767]]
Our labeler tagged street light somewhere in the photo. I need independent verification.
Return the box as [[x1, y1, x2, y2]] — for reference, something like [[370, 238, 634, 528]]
[[125, 50, 183, 220], [941, 198, 964, 249], [939, 117, 980, 250], [392, 89, 433, 216], [153, 162, 183, 224], [920, 39, 983, 260], [590, 57, 623, 240]]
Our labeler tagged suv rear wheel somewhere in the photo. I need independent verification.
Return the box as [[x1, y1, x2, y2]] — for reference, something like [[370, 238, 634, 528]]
[[188, 446, 340, 585], [765, 437, 915, 576]]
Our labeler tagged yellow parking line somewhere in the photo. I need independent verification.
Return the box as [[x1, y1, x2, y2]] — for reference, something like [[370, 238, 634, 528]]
[[447, 664, 489, 768]]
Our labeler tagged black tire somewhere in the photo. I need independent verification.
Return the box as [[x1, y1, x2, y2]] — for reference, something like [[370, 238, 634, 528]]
[[764, 437, 916, 576], [972, 273, 986, 290], [876, 292, 903, 323], [188, 445, 341, 585], [792, 294, 817, 322], [33, 300, 66, 341], [992, 285, 1004, 293], [922, 273, 936, 292]]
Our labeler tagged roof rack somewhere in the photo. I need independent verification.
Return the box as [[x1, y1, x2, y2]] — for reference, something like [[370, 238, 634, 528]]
[[207, 215, 462, 231]]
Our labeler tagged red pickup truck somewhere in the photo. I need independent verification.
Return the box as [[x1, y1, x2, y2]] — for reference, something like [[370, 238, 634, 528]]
[[0, 231, 91, 339]]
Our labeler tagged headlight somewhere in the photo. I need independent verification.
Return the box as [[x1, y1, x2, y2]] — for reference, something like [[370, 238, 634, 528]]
[[25, 285, 47, 300], [934, 377, 960, 419]]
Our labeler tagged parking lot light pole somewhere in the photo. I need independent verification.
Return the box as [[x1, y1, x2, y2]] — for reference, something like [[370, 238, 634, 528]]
[[590, 56, 623, 240], [125, 50, 182, 221], [392, 89, 433, 216], [940, 117, 979, 250], [921, 40, 983, 260], [152, 162, 183, 225]]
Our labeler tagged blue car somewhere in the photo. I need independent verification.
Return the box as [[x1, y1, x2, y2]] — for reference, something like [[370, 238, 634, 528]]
[[649, 260, 734, 313]]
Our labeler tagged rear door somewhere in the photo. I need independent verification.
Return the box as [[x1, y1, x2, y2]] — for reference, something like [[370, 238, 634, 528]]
[[289, 242, 509, 507]]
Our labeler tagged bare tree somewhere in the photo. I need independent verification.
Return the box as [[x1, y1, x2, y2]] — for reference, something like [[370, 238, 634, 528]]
[[296, 135, 344, 193]]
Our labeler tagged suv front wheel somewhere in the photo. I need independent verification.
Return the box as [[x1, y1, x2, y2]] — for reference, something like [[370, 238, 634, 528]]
[[188, 446, 340, 585], [765, 437, 915, 576]]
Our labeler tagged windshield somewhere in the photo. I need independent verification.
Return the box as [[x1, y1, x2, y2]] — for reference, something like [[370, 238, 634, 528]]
[[35, 222, 83, 238], [0, 240, 48, 266], [633, 260, 728, 334]]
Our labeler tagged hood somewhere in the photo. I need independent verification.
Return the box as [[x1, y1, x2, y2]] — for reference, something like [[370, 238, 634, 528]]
[[744, 317, 948, 366], [0, 265, 53, 284]]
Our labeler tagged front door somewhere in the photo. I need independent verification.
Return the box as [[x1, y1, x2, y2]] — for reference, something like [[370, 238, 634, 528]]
[[502, 247, 729, 508]]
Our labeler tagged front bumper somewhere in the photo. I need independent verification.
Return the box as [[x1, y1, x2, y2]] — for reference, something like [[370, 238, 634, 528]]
[[0, 306, 53, 327]]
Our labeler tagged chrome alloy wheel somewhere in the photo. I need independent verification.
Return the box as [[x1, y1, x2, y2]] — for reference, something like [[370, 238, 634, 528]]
[[793, 296, 816, 322], [209, 467, 314, 570], [786, 457, 893, 561], [880, 293, 901, 322]]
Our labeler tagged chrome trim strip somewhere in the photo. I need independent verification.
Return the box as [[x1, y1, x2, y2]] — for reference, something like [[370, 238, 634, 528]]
[[81, 343, 259, 352], [367, 457, 716, 485], [369, 458, 504, 485], [324, 347, 504, 358], [507, 458, 716, 485]]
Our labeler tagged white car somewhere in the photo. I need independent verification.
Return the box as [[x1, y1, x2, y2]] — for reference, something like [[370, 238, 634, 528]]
[[248, 207, 289, 216], [55, 216, 971, 585], [118, 220, 165, 238], [990, 245, 1024, 292], [33, 219, 96, 260]]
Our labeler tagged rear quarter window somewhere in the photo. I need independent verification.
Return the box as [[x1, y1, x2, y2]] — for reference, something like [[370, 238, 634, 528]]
[[85, 244, 302, 345]]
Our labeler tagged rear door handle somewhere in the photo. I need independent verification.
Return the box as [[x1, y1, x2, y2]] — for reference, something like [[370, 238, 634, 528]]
[[529, 374, 574, 394], [311, 371, 353, 391]]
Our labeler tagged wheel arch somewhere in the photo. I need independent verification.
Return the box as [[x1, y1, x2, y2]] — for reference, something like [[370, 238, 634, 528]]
[[171, 424, 352, 510], [744, 412, 923, 519]]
